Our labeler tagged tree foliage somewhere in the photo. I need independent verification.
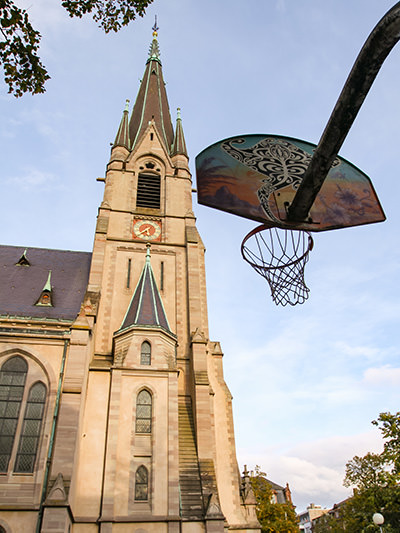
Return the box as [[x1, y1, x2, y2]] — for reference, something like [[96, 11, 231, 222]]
[[0, 0, 153, 96], [316, 412, 400, 532], [249, 466, 298, 533]]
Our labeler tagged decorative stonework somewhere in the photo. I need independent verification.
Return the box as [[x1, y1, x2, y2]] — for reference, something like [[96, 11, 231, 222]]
[[45, 473, 68, 505], [114, 346, 128, 366], [82, 290, 100, 317], [191, 328, 207, 344]]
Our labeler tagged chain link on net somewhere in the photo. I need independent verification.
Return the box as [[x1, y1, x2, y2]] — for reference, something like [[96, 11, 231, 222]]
[[241, 225, 314, 306]]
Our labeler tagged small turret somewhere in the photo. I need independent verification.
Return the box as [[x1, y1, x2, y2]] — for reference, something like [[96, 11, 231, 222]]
[[171, 108, 188, 158], [112, 99, 130, 150]]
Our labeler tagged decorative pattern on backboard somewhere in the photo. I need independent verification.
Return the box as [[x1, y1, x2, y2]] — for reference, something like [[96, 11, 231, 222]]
[[196, 134, 385, 232]]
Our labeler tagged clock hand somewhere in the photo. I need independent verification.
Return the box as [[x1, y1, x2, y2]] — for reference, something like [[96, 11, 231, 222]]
[[138, 226, 151, 236]]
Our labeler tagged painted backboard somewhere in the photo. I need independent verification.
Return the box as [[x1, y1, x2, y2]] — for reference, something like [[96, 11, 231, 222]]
[[196, 134, 385, 232]]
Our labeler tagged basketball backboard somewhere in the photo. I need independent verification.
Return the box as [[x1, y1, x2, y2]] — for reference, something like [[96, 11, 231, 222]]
[[196, 134, 385, 232]]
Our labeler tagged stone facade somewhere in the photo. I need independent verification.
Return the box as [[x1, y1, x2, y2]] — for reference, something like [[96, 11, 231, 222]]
[[0, 31, 260, 533]]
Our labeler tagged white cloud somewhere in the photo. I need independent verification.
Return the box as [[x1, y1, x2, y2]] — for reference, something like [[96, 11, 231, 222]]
[[239, 430, 383, 511], [334, 341, 381, 361], [7, 168, 59, 190], [364, 365, 400, 386]]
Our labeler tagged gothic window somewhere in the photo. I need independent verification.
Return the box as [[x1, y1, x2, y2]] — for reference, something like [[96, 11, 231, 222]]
[[136, 173, 161, 209], [14, 382, 47, 473], [0, 356, 28, 472], [0, 356, 47, 474], [135, 465, 149, 500], [135, 390, 152, 433], [140, 341, 151, 366]]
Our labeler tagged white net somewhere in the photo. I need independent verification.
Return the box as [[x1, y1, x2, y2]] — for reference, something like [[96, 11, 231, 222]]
[[241, 224, 314, 306]]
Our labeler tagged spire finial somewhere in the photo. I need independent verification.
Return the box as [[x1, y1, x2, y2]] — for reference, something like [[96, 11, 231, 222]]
[[177, 107, 181, 120], [146, 243, 151, 261], [152, 16, 159, 38], [124, 99, 130, 112]]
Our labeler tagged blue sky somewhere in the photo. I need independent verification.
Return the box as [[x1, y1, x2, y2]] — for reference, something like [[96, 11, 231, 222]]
[[2, 0, 400, 513]]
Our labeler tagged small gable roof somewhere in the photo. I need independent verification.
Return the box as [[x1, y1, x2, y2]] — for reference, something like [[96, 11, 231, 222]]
[[119, 246, 172, 334], [0, 245, 92, 321]]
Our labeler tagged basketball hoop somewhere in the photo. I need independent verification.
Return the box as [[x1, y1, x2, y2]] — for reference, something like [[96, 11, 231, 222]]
[[241, 224, 314, 306]]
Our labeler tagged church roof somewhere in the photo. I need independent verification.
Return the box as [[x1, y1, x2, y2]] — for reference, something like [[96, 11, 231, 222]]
[[0, 245, 91, 321], [128, 28, 174, 153], [119, 246, 172, 334]]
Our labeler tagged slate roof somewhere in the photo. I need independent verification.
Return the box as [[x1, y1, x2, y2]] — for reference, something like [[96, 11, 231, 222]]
[[0, 245, 92, 321], [119, 247, 172, 334], [128, 32, 174, 153]]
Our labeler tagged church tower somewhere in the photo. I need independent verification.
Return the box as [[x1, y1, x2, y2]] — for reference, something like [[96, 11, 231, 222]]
[[0, 27, 260, 533]]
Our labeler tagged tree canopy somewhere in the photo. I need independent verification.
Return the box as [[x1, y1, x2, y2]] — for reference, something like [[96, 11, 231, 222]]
[[0, 0, 153, 97], [249, 466, 298, 533], [314, 412, 400, 532]]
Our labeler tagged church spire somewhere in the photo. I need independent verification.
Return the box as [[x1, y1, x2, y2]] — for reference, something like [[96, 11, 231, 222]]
[[119, 245, 172, 333], [171, 108, 188, 157], [112, 99, 130, 149], [128, 23, 174, 153]]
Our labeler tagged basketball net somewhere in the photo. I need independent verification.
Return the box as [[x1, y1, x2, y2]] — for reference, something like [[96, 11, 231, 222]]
[[241, 224, 314, 306]]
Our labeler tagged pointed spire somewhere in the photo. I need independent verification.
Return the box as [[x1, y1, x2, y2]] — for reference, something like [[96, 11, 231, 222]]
[[113, 99, 130, 149], [120, 245, 172, 333], [171, 108, 188, 157], [35, 270, 53, 307], [128, 23, 174, 153]]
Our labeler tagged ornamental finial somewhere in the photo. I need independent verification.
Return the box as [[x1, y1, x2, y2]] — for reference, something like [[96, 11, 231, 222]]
[[152, 16, 159, 38]]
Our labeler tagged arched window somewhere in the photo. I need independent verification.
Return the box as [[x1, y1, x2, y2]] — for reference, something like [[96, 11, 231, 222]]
[[0, 356, 47, 474], [0, 356, 28, 472], [140, 341, 151, 366], [135, 465, 149, 500], [135, 390, 152, 433], [15, 382, 47, 473]]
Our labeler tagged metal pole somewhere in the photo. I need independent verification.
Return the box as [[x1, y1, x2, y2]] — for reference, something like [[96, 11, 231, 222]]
[[287, 2, 400, 222]]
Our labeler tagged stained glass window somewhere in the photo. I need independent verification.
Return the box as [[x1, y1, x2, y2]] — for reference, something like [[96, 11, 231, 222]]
[[0, 356, 27, 472], [140, 341, 151, 366], [14, 382, 46, 473], [135, 465, 149, 500], [136, 390, 152, 433]]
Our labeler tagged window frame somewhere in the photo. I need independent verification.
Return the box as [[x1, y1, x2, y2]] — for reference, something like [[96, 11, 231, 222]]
[[136, 171, 161, 210], [135, 389, 152, 434], [140, 341, 151, 366], [0, 355, 48, 475], [134, 465, 149, 501]]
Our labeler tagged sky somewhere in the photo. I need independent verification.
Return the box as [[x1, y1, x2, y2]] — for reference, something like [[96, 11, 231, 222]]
[[1, 0, 400, 514]]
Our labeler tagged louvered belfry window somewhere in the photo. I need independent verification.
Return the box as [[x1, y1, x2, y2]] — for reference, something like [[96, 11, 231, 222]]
[[135, 390, 152, 433], [136, 173, 161, 209], [0, 356, 28, 472], [15, 382, 47, 473]]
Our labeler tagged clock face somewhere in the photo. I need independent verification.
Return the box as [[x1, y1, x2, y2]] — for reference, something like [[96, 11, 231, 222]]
[[133, 219, 162, 241]]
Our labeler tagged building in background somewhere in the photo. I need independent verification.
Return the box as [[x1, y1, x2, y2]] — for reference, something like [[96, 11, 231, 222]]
[[298, 503, 329, 532], [0, 28, 261, 533]]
